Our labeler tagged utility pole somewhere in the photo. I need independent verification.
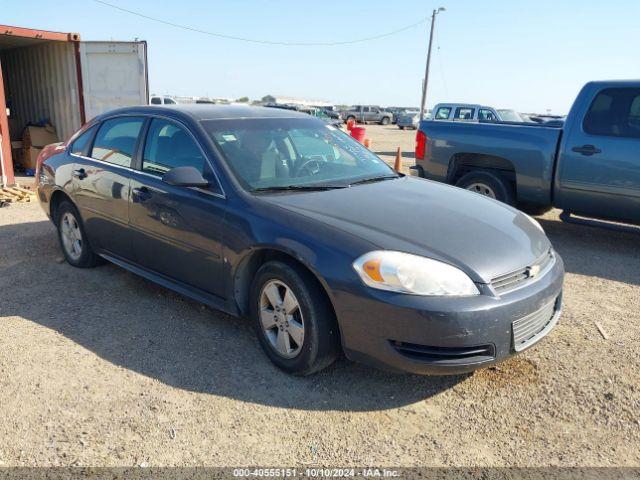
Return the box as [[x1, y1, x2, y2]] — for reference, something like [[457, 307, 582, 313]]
[[419, 7, 445, 121]]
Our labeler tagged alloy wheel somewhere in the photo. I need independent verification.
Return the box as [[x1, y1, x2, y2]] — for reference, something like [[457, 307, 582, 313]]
[[60, 212, 83, 261], [259, 280, 305, 358]]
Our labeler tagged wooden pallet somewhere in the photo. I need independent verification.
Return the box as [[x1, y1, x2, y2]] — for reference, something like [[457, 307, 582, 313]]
[[0, 186, 36, 204]]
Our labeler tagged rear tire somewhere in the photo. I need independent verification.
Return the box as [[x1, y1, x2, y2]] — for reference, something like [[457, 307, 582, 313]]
[[250, 261, 340, 376], [56, 201, 101, 268], [455, 170, 516, 206]]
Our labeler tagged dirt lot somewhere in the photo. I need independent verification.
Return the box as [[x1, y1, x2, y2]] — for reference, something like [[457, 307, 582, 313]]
[[0, 125, 639, 467]]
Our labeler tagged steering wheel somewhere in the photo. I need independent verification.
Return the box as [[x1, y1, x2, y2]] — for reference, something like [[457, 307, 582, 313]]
[[292, 157, 322, 177]]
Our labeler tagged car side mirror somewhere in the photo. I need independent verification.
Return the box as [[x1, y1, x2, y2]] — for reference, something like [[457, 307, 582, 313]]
[[162, 166, 209, 187]]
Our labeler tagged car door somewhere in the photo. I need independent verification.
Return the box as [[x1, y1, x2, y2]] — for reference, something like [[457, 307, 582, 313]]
[[128, 116, 227, 297], [73, 116, 144, 258], [556, 87, 640, 223]]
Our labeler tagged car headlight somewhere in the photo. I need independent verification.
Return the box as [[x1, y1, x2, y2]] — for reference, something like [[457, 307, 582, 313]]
[[353, 251, 479, 296]]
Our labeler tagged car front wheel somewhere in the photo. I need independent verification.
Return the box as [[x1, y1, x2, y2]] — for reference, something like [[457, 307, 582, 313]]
[[250, 261, 340, 375], [380, 117, 390, 125]]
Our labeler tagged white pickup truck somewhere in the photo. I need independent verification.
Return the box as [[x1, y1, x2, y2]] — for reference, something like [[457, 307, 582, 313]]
[[432, 103, 501, 122]]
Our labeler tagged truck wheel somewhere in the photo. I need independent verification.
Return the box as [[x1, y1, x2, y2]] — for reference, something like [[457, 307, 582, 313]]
[[455, 171, 515, 206], [380, 117, 390, 125]]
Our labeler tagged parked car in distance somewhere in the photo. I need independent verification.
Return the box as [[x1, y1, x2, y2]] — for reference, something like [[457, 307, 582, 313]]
[[36, 105, 563, 376], [320, 106, 342, 120], [150, 95, 178, 105], [396, 110, 421, 129], [297, 106, 343, 128], [341, 105, 394, 125], [432, 103, 501, 122], [415, 80, 640, 224]]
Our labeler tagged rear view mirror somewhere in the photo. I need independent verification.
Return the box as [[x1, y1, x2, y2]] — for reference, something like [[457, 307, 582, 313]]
[[162, 166, 209, 187]]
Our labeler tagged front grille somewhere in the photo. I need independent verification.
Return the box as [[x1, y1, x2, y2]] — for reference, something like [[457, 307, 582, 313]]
[[491, 250, 555, 295], [391, 341, 495, 365], [512, 298, 558, 351]]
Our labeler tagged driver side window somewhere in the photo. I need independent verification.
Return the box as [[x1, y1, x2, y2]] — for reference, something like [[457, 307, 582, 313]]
[[142, 119, 205, 175]]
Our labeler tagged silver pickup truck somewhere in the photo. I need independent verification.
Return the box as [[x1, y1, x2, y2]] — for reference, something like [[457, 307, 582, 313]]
[[341, 105, 394, 125]]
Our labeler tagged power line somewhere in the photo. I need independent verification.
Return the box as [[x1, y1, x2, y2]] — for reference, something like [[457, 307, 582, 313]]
[[93, 0, 428, 46]]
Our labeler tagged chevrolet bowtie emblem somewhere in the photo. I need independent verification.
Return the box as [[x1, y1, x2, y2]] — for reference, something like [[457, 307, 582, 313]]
[[528, 265, 541, 278]]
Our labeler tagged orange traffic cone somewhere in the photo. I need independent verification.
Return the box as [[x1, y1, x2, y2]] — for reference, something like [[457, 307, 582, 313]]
[[393, 147, 402, 173], [363, 138, 372, 149]]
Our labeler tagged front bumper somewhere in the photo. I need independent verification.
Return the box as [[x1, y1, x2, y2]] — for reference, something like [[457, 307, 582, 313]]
[[334, 253, 564, 375]]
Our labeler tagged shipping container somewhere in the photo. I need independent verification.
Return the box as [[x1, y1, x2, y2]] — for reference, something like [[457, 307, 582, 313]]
[[0, 25, 148, 185]]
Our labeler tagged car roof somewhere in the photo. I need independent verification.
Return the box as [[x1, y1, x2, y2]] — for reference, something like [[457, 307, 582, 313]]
[[94, 104, 312, 123], [434, 103, 490, 109]]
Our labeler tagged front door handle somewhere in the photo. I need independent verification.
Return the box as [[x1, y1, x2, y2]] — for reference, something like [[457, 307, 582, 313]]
[[71, 168, 87, 179], [571, 144, 601, 156], [132, 186, 153, 201]]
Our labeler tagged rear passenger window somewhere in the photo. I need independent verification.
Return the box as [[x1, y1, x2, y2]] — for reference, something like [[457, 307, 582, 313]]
[[150, 97, 161, 105], [435, 107, 451, 119], [479, 109, 497, 122], [584, 88, 640, 138], [70, 125, 97, 155], [455, 108, 475, 120], [91, 117, 144, 167], [142, 119, 205, 175]]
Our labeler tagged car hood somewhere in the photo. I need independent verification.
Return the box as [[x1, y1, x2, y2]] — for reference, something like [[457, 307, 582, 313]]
[[260, 177, 551, 283]]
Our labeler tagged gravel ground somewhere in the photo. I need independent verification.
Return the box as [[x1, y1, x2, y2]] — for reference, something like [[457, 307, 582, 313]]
[[0, 127, 639, 467]]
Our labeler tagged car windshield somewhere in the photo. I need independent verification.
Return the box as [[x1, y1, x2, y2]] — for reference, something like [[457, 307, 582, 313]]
[[202, 118, 397, 191]]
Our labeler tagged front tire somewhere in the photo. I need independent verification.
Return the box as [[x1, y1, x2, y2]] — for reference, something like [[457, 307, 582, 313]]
[[380, 117, 391, 125], [56, 201, 101, 268], [455, 170, 516, 206], [250, 261, 340, 375]]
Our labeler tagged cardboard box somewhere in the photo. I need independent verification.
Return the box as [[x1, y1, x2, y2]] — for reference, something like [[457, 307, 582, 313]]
[[21, 147, 42, 170], [11, 146, 24, 169], [22, 124, 58, 148]]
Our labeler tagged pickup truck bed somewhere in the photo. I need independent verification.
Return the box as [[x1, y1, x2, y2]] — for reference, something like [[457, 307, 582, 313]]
[[417, 121, 562, 207]]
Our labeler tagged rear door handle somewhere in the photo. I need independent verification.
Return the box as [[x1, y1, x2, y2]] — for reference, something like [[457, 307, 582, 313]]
[[71, 168, 87, 179], [132, 186, 153, 201], [571, 144, 601, 156]]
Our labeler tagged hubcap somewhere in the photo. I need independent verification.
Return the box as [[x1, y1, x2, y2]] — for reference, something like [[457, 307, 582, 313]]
[[259, 280, 304, 358], [60, 212, 83, 261], [465, 182, 497, 199]]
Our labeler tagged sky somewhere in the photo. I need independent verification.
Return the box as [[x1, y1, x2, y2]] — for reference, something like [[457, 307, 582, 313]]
[[4, 0, 639, 114]]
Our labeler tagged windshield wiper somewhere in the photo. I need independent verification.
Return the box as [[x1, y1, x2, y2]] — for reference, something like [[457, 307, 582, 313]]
[[348, 175, 400, 186], [253, 184, 347, 192]]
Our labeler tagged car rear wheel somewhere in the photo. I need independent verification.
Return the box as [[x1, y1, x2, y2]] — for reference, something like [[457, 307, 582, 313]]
[[455, 171, 515, 206], [56, 201, 101, 267], [250, 261, 340, 375], [380, 117, 390, 125]]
